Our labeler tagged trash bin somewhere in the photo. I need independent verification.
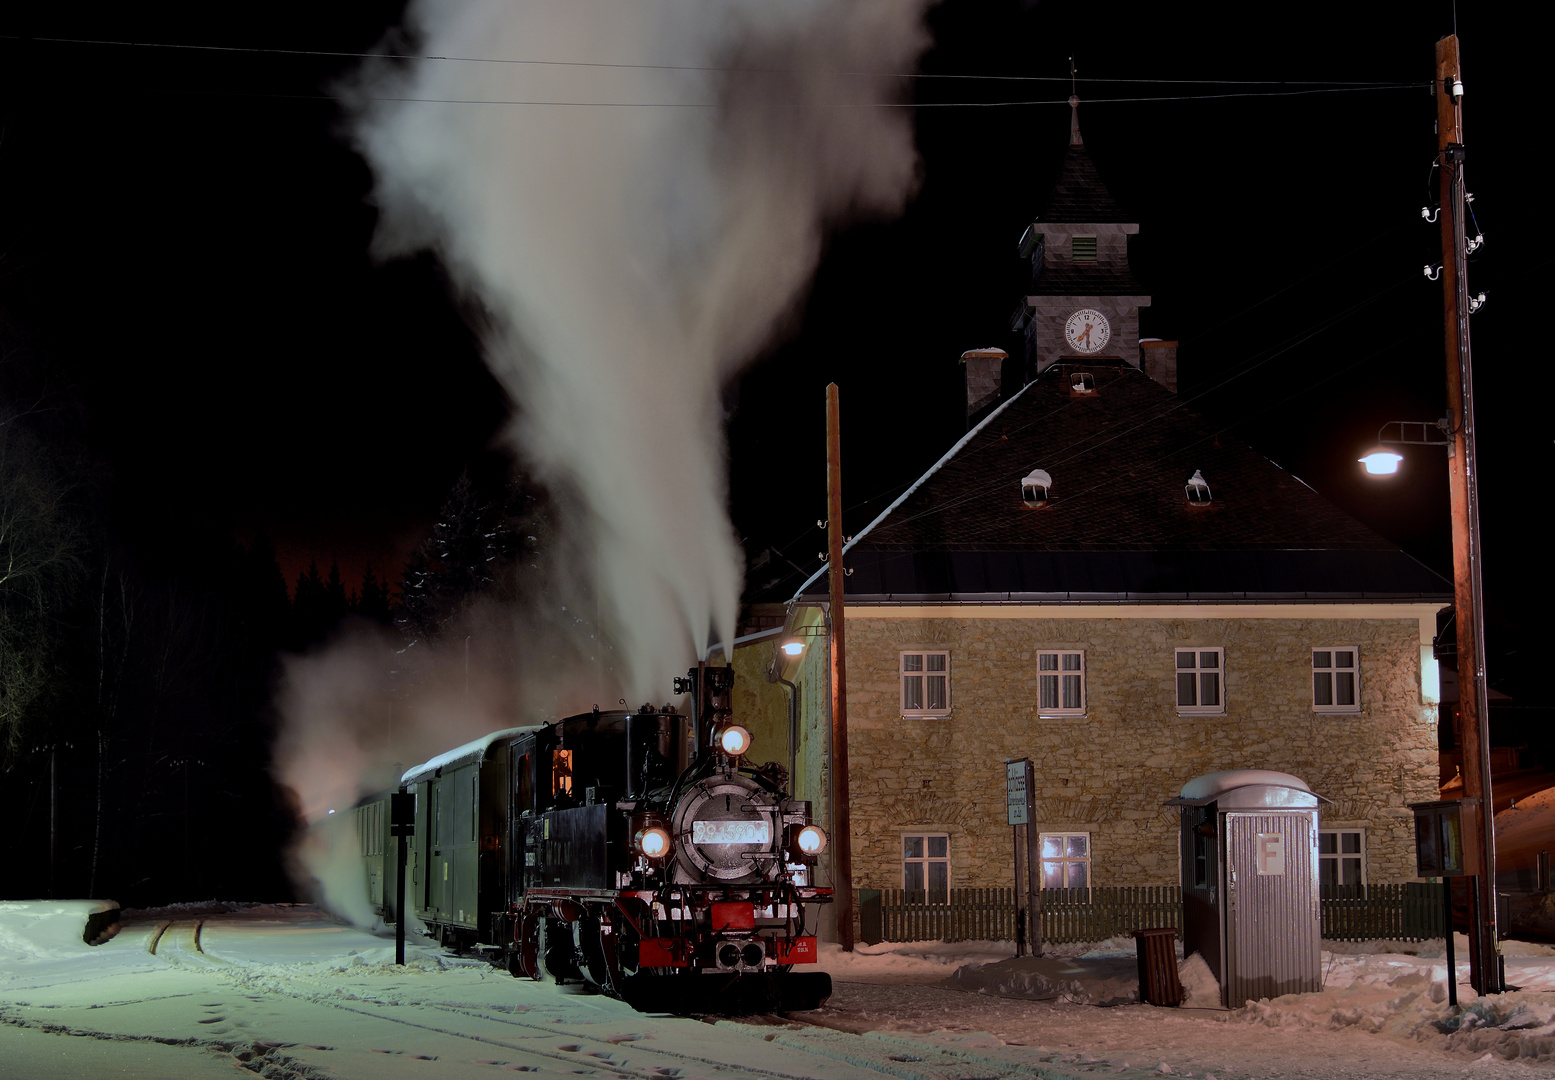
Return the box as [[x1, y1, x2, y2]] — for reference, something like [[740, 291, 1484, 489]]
[[1133, 927, 1183, 1006]]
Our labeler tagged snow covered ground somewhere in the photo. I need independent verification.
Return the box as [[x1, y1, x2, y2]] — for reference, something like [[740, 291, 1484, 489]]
[[2, 901, 1553, 1080]]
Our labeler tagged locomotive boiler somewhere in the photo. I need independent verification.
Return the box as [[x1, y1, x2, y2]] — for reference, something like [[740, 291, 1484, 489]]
[[389, 665, 833, 1013]]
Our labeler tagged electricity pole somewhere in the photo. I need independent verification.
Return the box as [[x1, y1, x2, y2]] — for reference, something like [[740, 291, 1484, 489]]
[[826, 383, 855, 951], [1434, 34, 1501, 994]]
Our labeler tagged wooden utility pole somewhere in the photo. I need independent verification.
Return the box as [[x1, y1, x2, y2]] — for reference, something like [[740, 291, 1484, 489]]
[[826, 383, 855, 951], [1435, 34, 1501, 994]]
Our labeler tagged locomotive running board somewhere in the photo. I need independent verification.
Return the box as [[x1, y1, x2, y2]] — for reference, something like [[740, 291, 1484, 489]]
[[617, 971, 832, 1015]]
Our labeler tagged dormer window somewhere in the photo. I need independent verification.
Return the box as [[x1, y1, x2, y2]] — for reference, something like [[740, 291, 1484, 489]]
[[1070, 371, 1096, 394], [1021, 469, 1052, 507], [1071, 235, 1098, 262], [1185, 469, 1212, 505]]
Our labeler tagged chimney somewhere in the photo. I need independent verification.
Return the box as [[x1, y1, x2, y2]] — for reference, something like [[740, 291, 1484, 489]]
[[960, 347, 1007, 428], [1139, 339, 1178, 393]]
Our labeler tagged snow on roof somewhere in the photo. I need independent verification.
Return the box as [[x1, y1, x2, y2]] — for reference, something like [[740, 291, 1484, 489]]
[[789, 379, 1039, 602], [401, 726, 536, 786], [1179, 769, 1312, 800]]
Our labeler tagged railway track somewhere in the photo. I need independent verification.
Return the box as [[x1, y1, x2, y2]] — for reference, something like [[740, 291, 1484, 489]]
[[127, 917, 1083, 1079]]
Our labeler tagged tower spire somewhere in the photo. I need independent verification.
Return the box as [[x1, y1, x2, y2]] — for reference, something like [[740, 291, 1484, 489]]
[[1068, 57, 1082, 145]]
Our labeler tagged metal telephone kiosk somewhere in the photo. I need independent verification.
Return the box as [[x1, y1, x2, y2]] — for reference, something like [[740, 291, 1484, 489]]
[[1168, 770, 1328, 1007]]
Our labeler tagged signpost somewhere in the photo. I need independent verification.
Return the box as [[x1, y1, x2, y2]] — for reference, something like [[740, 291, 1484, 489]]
[[390, 790, 416, 966], [1005, 759, 1040, 957]]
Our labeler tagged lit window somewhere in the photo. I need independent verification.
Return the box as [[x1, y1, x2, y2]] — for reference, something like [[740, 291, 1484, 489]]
[[1020, 469, 1052, 508], [903, 834, 950, 903], [1040, 832, 1090, 889], [1070, 371, 1096, 394], [1071, 235, 1098, 262], [1319, 829, 1366, 888], [1185, 469, 1212, 504], [1037, 650, 1085, 715], [1313, 648, 1360, 712], [1176, 648, 1224, 714], [901, 651, 950, 716]]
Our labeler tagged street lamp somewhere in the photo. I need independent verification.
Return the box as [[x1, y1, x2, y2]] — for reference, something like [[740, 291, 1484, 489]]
[[1358, 449, 1403, 476], [1358, 420, 1450, 476]]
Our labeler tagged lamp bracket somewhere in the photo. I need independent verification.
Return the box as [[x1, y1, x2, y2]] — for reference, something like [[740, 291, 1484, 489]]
[[1377, 419, 1452, 448]]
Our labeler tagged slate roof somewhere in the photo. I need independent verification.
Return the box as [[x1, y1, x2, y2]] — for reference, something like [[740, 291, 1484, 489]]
[[1037, 140, 1134, 225], [795, 362, 1451, 602]]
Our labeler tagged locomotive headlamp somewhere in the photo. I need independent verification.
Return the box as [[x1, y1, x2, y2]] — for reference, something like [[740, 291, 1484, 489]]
[[635, 825, 672, 858], [718, 724, 752, 757], [631, 811, 672, 859], [785, 822, 827, 863]]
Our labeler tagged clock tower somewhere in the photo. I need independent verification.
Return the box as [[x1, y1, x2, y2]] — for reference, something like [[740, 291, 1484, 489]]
[[1013, 98, 1160, 383]]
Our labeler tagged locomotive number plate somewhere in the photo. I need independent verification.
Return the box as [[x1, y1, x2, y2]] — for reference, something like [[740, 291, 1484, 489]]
[[691, 820, 772, 844]]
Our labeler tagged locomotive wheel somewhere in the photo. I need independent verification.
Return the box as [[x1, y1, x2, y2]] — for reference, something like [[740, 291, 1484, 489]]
[[576, 913, 614, 993], [538, 917, 580, 984], [512, 907, 542, 980]]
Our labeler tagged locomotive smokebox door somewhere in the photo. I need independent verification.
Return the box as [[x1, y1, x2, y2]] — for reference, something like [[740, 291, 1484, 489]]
[[391, 792, 416, 836]]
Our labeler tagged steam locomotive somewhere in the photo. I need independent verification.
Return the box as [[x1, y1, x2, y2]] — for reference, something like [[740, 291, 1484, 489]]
[[359, 665, 833, 1013]]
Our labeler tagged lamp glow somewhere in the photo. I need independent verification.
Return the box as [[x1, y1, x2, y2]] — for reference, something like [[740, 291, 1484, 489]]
[[796, 825, 827, 856], [1359, 449, 1404, 476], [719, 725, 752, 756], [635, 826, 671, 858], [781, 640, 806, 657]]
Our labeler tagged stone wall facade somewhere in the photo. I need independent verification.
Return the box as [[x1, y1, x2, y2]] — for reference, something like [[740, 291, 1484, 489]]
[[764, 603, 1441, 907]]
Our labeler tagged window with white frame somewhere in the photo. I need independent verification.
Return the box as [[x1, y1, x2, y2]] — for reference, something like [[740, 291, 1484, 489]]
[[900, 651, 950, 716], [1319, 829, 1366, 888], [1176, 648, 1224, 714], [1040, 832, 1090, 889], [1312, 647, 1360, 712], [902, 834, 950, 903], [1037, 651, 1085, 715]]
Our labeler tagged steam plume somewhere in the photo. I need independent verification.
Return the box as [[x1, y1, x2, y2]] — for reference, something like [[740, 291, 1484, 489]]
[[348, 0, 932, 694]]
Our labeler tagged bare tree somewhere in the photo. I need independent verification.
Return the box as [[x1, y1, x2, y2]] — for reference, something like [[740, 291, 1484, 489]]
[[0, 424, 83, 766]]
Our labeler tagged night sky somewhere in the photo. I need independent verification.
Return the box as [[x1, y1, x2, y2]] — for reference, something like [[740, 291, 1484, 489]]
[[0, 2, 1544, 689]]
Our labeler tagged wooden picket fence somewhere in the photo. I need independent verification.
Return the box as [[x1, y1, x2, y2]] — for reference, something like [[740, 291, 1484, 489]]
[[872, 886, 1178, 945], [1042, 885, 1181, 943], [1320, 882, 1443, 942], [868, 883, 1443, 944], [876, 887, 1018, 944]]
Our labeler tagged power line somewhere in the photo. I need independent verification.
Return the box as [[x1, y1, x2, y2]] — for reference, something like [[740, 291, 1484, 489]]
[[3, 34, 1417, 87], [128, 84, 1424, 111]]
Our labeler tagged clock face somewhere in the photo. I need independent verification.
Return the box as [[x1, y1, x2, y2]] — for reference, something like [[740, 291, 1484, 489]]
[[1064, 308, 1111, 355]]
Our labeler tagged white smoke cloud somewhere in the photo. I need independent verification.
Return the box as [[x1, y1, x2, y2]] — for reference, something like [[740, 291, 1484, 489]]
[[348, 0, 932, 695]]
